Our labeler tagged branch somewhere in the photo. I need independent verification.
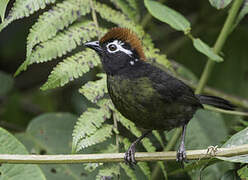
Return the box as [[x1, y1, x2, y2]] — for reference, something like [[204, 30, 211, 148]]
[[1, 144, 248, 164]]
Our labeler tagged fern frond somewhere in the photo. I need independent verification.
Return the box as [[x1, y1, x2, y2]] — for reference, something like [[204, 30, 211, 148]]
[[84, 163, 103, 173], [158, 162, 168, 179], [26, 0, 91, 59], [121, 137, 151, 178], [113, 111, 155, 152], [76, 124, 113, 151], [79, 74, 107, 103], [126, 0, 138, 10], [152, 130, 164, 147], [41, 50, 100, 91], [72, 99, 112, 152], [94, 1, 144, 37], [138, 162, 151, 178], [83, 143, 117, 174], [120, 163, 137, 180], [0, 0, 56, 32], [96, 164, 120, 180], [16, 20, 100, 76], [110, 0, 136, 20]]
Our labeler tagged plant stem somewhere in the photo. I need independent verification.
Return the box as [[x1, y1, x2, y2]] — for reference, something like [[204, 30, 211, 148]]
[[90, 0, 100, 39], [195, 0, 244, 94], [113, 113, 120, 151], [151, 128, 181, 180], [1, 144, 248, 164], [204, 105, 248, 116], [141, 0, 167, 28]]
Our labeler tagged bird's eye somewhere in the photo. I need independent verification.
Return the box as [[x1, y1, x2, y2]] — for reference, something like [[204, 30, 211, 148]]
[[108, 44, 117, 51]]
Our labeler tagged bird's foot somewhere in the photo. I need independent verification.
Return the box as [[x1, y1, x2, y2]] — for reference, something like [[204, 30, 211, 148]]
[[124, 143, 137, 167], [176, 146, 188, 167]]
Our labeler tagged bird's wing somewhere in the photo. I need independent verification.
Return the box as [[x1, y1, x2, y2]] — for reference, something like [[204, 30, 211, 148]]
[[149, 67, 202, 108]]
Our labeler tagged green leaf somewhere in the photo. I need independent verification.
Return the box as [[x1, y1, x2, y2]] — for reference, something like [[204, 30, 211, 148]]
[[186, 110, 228, 148], [217, 127, 248, 163], [79, 74, 107, 103], [96, 165, 120, 180], [192, 38, 223, 62], [0, 71, 14, 96], [0, 127, 45, 180], [120, 163, 137, 180], [0, 0, 56, 32], [113, 111, 156, 153], [25, 0, 91, 62], [16, 113, 98, 180], [110, 0, 136, 20], [238, 166, 248, 179], [0, 0, 10, 22], [16, 17, 95, 76], [144, 0, 191, 32], [75, 124, 113, 150], [221, 169, 240, 180], [152, 130, 164, 147], [173, 28, 248, 99], [184, 109, 231, 179], [72, 99, 112, 152], [41, 50, 100, 90], [94, 1, 144, 36], [222, 127, 248, 148], [209, 0, 232, 9], [126, 0, 138, 10], [158, 162, 168, 179]]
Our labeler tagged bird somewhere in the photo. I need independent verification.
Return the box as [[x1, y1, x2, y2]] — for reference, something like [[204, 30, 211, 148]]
[[84, 27, 234, 166]]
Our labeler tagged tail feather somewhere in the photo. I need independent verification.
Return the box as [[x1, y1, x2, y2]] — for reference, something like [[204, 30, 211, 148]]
[[196, 95, 235, 110]]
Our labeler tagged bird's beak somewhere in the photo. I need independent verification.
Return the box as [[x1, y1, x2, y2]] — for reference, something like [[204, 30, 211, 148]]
[[84, 41, 102, 53]]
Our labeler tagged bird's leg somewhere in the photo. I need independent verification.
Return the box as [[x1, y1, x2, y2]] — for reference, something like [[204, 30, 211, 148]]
[[124, 130, 151, 166], [176, 124, 188, 165]]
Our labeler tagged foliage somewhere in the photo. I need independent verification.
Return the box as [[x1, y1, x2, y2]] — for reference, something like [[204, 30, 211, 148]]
[[209, 0, 233, 9], [217, 127, 248, 163], [238, 166, 248, 179], [144, 0, 223, 62], [0, 71, 14, 96], [0, 127, 45, 180], [16, 113, 99, 180], [0, 0, 248, 179], [0, 0, 10, 21]]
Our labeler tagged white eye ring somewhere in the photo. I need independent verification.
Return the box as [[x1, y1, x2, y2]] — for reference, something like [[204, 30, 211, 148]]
[[106, 40, 133, 56]]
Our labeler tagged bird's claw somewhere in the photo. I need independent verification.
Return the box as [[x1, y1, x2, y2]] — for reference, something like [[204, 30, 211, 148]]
[[124, 144, 137, 167], [176, 148, 188, 167]]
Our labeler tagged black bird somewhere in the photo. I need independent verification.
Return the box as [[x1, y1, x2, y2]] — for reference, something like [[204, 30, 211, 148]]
[[85, 27, 234, 165]]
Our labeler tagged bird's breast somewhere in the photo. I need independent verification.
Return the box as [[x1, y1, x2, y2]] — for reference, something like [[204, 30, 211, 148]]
[[107, 75, 188, 130]]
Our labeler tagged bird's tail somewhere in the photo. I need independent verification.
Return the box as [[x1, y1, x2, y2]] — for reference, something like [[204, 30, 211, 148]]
[[196, 95, 235, 110]]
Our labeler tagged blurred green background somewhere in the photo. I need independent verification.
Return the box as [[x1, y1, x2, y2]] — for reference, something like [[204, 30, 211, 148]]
[[1, 0, 247, 132], [0, 0, 248, 179]]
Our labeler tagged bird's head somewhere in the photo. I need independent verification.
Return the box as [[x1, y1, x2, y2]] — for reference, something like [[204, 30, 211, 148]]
[[85, 27, 146, 75]]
